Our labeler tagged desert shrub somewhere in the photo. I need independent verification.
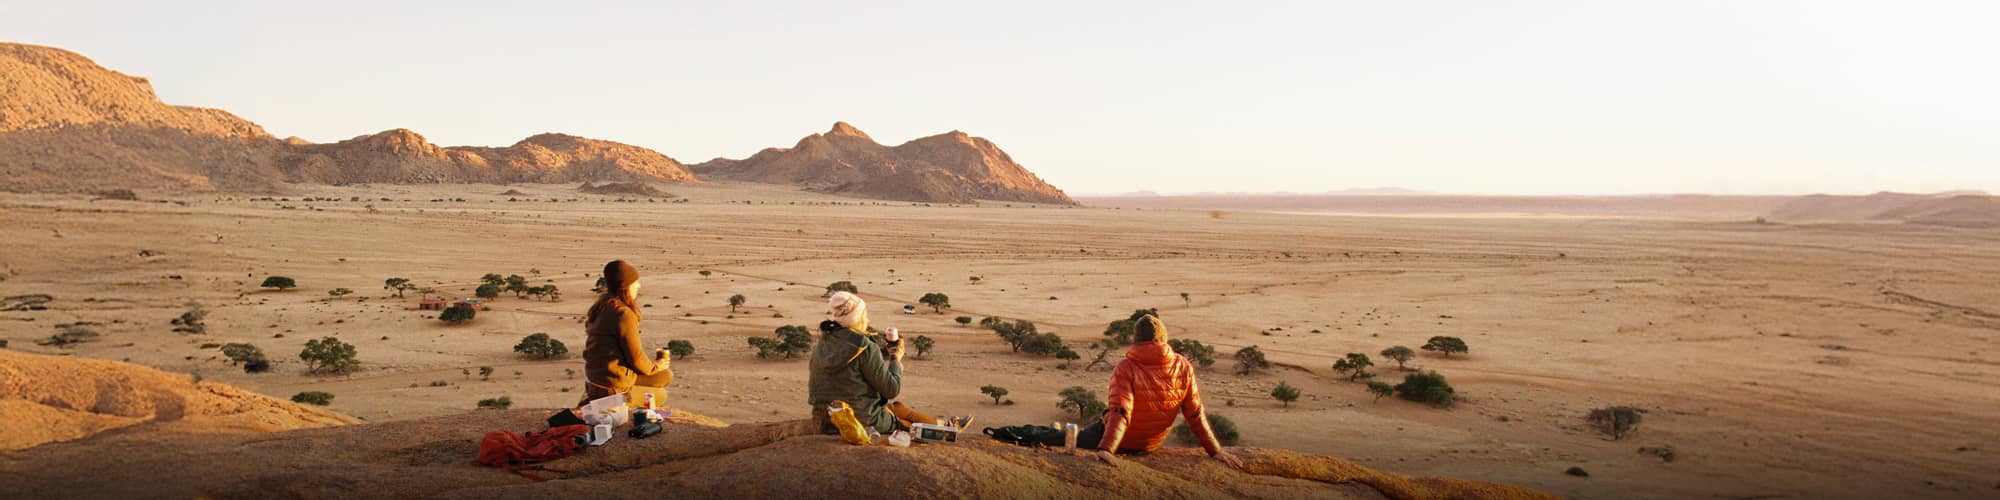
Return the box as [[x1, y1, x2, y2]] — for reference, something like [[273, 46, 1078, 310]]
[[477, 396, 513, 409], [243, 358, 271, 373], [532, 284, 559, 302], [439, 303, 477, 324], [728, 294, 746, 313], [1422, 336, 1469, 357], [1367, 381, 1395, 401], [750, 325, 813, 359], [1019, 332, 1066, 357], [1167, 338, 1217, 369], [919, 293, 950, 313], [1587, 406, 1646, 440], [1393, 370, 1455, 408], [667, 339, 695, 360], [328, 288, 353, 297], [1233, 345, 1271, 375], [291, 391, 334, 406], [955, 316, 973, 326], [825, 281, 858, 295], [170, 304, 207, 334], [1272, 381, 1301, 407], [1103, 309, 1160, 345], [1380, 346, 1416, 369], [1173, 413, 1242, 446], [513, 333, 569, 359], [1332, 353, 1375, 381], [980, 385, 1009, 405], [475, 283, 501, 299], [1057, 386, 1106, 420], [698, 270, 713, 278], [979, 316, 1001, 328], [260, 276, 296, 291], [911, 335, 935, 359], [479, 366, 494, 380], [1056, 347, 1080, 368], [0, 339, 8, 349], [220, 343, 264, 364], [298, 336, 358, 374], [481, 274, 506, 287]]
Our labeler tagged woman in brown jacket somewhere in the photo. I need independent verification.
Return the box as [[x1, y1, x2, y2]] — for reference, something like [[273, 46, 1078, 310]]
[[580, 260, 672, 404]]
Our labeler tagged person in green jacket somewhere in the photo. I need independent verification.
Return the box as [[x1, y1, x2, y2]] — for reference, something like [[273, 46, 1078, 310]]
[[809, 291, 970, 434]]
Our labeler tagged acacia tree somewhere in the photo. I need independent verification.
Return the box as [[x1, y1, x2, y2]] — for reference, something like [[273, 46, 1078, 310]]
[[728, 294, 747, 313], [911, 335, 935, 359], [1367, 381, 1395, 402], [1180, 292, 1191, 307], [919, 293, 950, 313], [1056, 347, 1081, 369], [1422, 336, 1470, 357], [513, 333, 569, 359], [1168, 338, 1217, 369], [298, 336, 358, 374], [1587, 406, 1646, 440], [440, 303, 477, 324], [384, 277, 413, 297], [504, 275, 529, 298], [480, 274, 505, 288], [1057, 386, 1106, 420], [825, 281, 858, 296], [1272, 381, 1301, 407], [1332, 353, 1375, 381], [475, 284, 501, 299], [1380, 346, 1417, 369], [1233, 345, 1272, 375], [980, 385, 1009, 405], [667, 339, 695, 360]]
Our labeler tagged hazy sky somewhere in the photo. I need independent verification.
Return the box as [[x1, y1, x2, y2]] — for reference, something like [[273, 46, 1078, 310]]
[[5, 1, 1995, 195]]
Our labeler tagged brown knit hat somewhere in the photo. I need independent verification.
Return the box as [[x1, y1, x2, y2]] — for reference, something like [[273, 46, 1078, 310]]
[[1133, 314, 1167, 344], [603, 260, 638, 293]]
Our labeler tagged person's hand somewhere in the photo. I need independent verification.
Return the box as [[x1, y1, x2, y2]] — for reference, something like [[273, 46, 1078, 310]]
[[1212, 450, 1244, 470], [1095, 450, 1118, 465]]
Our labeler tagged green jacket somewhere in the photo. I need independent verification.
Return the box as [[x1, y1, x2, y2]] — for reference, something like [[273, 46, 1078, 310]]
[[809, 320, 901, 434]]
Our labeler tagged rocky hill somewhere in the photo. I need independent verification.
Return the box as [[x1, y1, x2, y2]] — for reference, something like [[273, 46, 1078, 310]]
[[0, 351, 1545, 499], [692, 122, 1076, 205], [0, 42, 697, 192]]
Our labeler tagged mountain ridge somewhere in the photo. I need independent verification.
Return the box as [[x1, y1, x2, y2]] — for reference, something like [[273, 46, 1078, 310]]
[[692, 122, 1076, 205]]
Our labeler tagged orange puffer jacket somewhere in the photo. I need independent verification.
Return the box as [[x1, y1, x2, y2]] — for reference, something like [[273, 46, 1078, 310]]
[[1097, 342, 1221, 455]]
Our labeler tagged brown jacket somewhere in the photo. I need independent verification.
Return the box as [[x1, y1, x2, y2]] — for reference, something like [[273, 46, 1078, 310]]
[[1098, 342, 1221, 455], [581, 297, 669, 400]]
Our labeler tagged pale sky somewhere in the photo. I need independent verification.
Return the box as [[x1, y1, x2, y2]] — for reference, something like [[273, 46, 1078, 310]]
[[5, 1, 1995, 195]]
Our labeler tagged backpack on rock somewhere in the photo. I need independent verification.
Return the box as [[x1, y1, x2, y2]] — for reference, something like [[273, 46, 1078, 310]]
[[477, 425, 592, 481]]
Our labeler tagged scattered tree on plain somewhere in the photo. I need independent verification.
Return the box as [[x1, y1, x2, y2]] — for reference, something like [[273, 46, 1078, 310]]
[[481, 274, 506, 288], [955, 316, 973, 326], [825, 281, 859, 296], [1332, 353, 1375, 381], [477, 396, 513, 409], [919, 292, 951, 313], [750, 325, 814, 359], [1057, 386, 1107, 420], [667, 339, 695, 360], [1272, 381, 1301, 407], [1173, 414, 1241, 446], [1422, 336, 1469, 357], [328, 288, 353, 297], [504, 275, 529, 298], [1056, 347, 1081, 368], [170, 304, 207, 334], [260, 276, 296, 291], [479, 366, 494, 380], [440, 303, 477, 324], [980, 385, 1010, 405], [1367, 381, 1395, 402], [1233, 345, 1272, 375], [298, 336, 358, 374], [475, 284, 501, 299], [384, 277, 413, 297], [728, 294, 746, 313], [1380, 346, 1417, 369], [911, 335, 935, 359], [513, 333, 569, 359], [1393, 370, 1456, 408], [1180, 292, 1191, 307]]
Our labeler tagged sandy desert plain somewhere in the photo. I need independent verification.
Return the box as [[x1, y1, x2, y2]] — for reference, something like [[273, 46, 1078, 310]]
[[2, 181, 1997, 499]]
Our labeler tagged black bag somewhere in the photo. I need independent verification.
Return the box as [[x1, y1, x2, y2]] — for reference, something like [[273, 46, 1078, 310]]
[[984, 425, 1065, 447], [547, 408, 587, 429]]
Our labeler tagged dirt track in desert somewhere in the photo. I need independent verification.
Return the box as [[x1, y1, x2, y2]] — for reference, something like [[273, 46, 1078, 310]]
[[3, 182, 1997, 499]]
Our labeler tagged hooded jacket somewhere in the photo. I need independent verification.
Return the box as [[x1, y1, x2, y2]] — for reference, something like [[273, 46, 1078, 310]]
[[1097, 341, 1223, 455], [581, 297, 670, 400], [808, 320, 901, 434]]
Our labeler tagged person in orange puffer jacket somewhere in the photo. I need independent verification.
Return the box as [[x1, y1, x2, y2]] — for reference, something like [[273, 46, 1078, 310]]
[[1081, 314, 1243, 469]]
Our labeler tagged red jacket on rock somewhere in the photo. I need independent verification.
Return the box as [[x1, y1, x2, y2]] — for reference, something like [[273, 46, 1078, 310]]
[[1097, 341, 1222, 455]]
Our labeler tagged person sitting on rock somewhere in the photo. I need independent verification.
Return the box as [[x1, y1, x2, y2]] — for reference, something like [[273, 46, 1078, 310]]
[[809, 291, 970, 435], [579, 259, 673, 405], [1082, 314, 1242, 469]]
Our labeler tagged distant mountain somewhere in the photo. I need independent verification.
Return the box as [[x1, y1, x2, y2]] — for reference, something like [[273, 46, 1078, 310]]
[[691, 122, 1075, 205], [1323, 187, 1429, 196], [0, 42, 697, 192]]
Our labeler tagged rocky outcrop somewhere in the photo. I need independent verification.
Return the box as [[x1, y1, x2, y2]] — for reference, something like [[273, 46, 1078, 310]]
[[0, 42, 697, 192], [0, 350, 357, 451], [693, 122, 1076, 205]]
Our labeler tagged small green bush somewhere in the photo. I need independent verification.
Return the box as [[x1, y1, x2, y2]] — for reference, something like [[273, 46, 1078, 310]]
[[291, 391, 334, 406]]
